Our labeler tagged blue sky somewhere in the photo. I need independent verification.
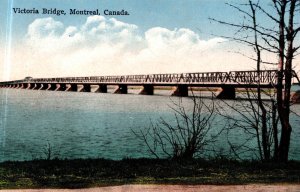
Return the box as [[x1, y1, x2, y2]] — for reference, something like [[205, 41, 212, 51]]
[[0, 0, 241, 40], [0, 0, 299, 81]]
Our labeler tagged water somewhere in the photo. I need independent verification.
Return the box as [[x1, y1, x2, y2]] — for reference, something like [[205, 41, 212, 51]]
[[0, 88, 299, 162]]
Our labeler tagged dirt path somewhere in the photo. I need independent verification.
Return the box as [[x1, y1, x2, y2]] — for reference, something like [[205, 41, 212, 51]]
[[2, 184, 300, 192]]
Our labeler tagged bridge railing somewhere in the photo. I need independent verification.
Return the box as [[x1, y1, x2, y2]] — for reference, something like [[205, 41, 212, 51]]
[[228, 70, 278, 85], [27, 72, 230, 84]]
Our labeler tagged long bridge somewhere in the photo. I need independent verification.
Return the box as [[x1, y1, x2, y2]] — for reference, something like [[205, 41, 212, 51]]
[[0, 70, 299, 99]]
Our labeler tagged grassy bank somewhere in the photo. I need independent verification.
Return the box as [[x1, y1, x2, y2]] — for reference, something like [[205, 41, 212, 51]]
[[0, 158, 299, 189]]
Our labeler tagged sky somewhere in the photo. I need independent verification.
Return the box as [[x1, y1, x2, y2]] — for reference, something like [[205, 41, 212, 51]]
[[0, 0, 299, 81]]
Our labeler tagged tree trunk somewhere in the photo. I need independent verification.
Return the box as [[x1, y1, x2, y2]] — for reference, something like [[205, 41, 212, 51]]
[[277, 0, 295, 163], [278, 122, 292, 162], [272, 99, 279, 160]]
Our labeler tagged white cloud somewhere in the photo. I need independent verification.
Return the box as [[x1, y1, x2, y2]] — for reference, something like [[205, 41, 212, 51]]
[[3, 15, 273, 80], [27, 17, 64, 39]]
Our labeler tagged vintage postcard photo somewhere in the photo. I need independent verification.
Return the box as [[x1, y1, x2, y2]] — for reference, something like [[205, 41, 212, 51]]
[[0, 0, 300, 191]]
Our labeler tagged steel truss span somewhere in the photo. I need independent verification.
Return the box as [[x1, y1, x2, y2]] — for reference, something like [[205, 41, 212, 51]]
[[0, 70, 290, 87]]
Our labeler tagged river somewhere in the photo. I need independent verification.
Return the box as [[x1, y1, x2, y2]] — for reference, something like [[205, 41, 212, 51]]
[[0, 88, 299, 162]]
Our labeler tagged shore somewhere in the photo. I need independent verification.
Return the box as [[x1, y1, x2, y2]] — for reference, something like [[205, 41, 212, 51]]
[[0, 158, 299, 189]]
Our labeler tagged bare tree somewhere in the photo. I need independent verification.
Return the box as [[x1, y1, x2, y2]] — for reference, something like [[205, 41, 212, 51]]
[[276, 0, 300, 162], [210, 0, 300, 162], [42, 141, 60, 160], [215, 89, 279, 161], [134, 94, 218, 160]]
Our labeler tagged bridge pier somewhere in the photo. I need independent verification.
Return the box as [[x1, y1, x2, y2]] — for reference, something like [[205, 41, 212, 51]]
[[54, 84, 60, 91], [26, 83, 31, 89], [70, 84, 78, 91], [30, 83, 36, 90], [65, 84, 71, 91], [57, 83, 66, 91], [35, 83, 42, 90], [82, 84, 91, 92], [77, 84, 91, 92], [38, 84, 43, 90], [291, 91, 300, 103], [95, 85, 107, 93], [65, 84, 77, 91], [18, 84, 23, 89], [40, 83, 48, 90], [22, 83, 28, 89], [47, 83, 56, 91], [172, 85, 188, 97], [77, 85, 84, 92], [114, 85, 127, 94], [139, 85, 154, 95], [216, 85, 236, 99]]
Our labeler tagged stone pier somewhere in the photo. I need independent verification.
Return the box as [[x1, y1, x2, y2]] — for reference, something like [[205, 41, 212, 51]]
[[216, 85, 236, 99], [77, 84, 91, 92], [47, 84, 57, 91], [139, 85, 154, 95], [95, 84, 108, 93], [172, 85, 188, 97], [30, 83, 37, 90], [35, 83, 42, 90], [18, 84, 24, 89], [291, 91, 300, 103], [66, 84, 78, 91], [23, 83, 29, 89], [114, 85, 128, 94], [82, 84, 91, 92], [40, 83, 48, 90], [53, 83, 66, 91]]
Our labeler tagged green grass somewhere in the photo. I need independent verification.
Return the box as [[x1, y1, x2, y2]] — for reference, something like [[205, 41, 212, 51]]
[[0, 158, 299, 189]]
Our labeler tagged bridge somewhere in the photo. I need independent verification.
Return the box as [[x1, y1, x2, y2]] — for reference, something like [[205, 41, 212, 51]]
[[0, 70, 298, 99]]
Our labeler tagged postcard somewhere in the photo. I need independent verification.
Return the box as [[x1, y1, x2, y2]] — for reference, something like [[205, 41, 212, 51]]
[[0, 0, 300, 190]]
